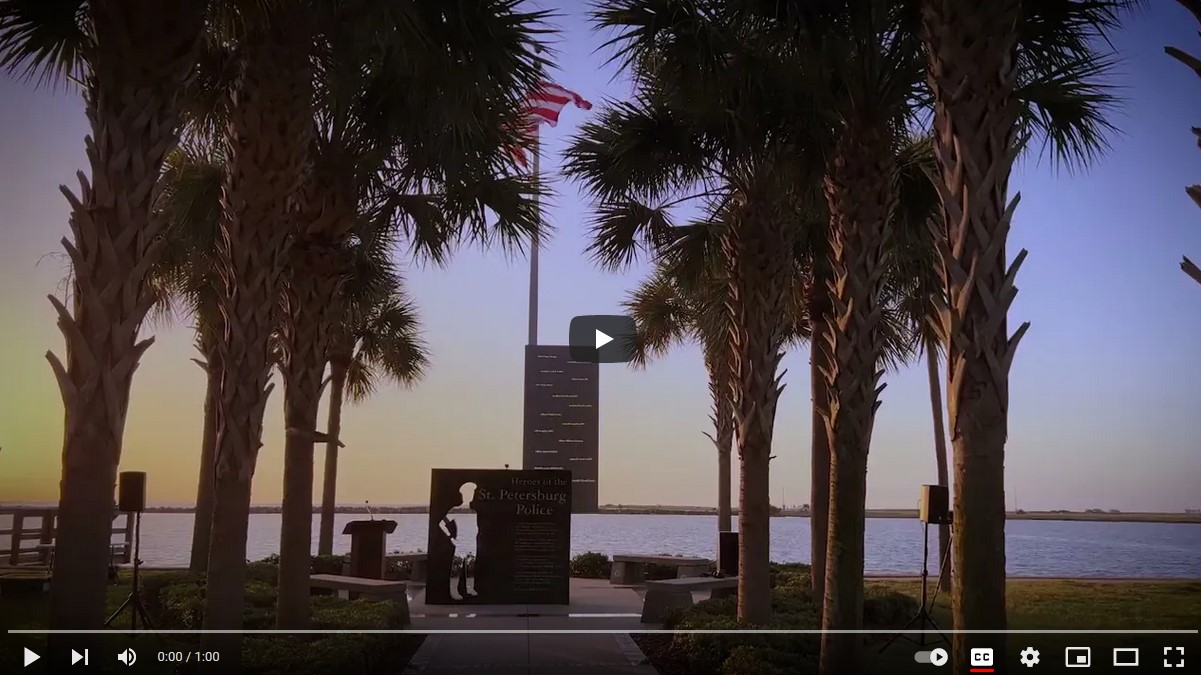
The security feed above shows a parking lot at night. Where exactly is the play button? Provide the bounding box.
[24,648,39,667]
[569,315,637,363]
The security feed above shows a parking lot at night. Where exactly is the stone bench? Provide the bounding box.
[609,554,712,585]
[309,574,410,625]
[384,552,428,583]
[640,576,738,623]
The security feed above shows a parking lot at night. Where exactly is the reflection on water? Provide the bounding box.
[1,512,1198,577]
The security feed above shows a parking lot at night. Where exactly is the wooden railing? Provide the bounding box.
[0,507,133,566]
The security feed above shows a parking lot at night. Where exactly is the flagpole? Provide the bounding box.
[527,125,540,347]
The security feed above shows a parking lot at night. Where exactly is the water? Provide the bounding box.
[4,513,1199,577]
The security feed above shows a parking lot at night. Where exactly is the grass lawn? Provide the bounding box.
[636,579,1201,675]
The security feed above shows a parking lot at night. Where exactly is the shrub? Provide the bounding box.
[247,560,280,584]
[243,597,415,674]
[154,579,206,630]
[385,559,413,580]
[312,596,407,630]
[665,587,820,629]
[570,552,612,579]
[863,587,919,628]
[769,562,811,591]
[311,555,347,575]
[721,645,809,675]
[653,574,921,673]
[668,613,819,674]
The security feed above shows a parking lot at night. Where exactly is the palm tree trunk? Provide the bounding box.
[189,344,221,573]
[925,337,951,590]
[203,10,314,660]
[819,130,895,675]
[276,355,325,629]
[318,362,348,556]
[276,180,353,627]
[716,421,733,534]
[705,352,734,533]
[44,0,204,641]
[807,283,832,607]
[923,2,1025,670]
[721,195,792,625]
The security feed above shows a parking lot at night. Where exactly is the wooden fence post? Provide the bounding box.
[38,511,53,565]
[9,513,24,565]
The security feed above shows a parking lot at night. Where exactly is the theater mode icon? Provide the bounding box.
[1112,647,1138,667]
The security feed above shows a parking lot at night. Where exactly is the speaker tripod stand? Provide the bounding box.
[879,520,951,651]
[105,510,154,631]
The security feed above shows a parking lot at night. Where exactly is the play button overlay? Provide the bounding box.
[569,315,637,363]
[24,648,39,667]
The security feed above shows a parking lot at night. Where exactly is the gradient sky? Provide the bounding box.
[1,3,1199,512]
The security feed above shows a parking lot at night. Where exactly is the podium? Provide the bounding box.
[342,520,397,579]
[717,531,739,577]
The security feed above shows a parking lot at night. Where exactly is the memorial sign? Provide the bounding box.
[426,468,572,605]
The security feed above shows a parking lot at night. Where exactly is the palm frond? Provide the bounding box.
[0,0,89,87]
[150,140,225,325]
[347,287,429,403]
[1014,0,1143,170]
[563,96,712,204]
[1016,52,1122,170]
[344,356,378,403]
[584,199,680,271]
[623,269,693,367]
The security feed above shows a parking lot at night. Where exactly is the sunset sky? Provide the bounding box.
[1,3,1199,512]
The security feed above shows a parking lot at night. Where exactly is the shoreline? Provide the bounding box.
[122,565,1201,582]
[6,504,1195,524]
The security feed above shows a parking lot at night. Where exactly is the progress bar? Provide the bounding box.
[9,624,1201,629]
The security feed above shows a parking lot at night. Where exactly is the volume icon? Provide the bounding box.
[116,648,137,666]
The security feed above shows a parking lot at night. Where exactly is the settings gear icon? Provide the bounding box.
[1019,647,1041,668]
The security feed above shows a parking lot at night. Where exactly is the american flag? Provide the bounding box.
[526,81,592,127]
[511,81,592,167]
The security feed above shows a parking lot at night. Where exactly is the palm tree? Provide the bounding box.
[566,20,826,618]
[920,0,1134,668]
[0,0,206,634]
[271,0,549,628]
[317,246,429,552]
[151,142,224,574]
[889,138,952,590]
[759,7,922,669]
[1167,0,1201,286]
[201,1,316,649]
[623,235,808,534]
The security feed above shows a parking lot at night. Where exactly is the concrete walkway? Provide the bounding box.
[402,578,661,674]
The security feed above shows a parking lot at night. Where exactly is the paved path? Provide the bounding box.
[402,579,660,674]
[404,629,658,674]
